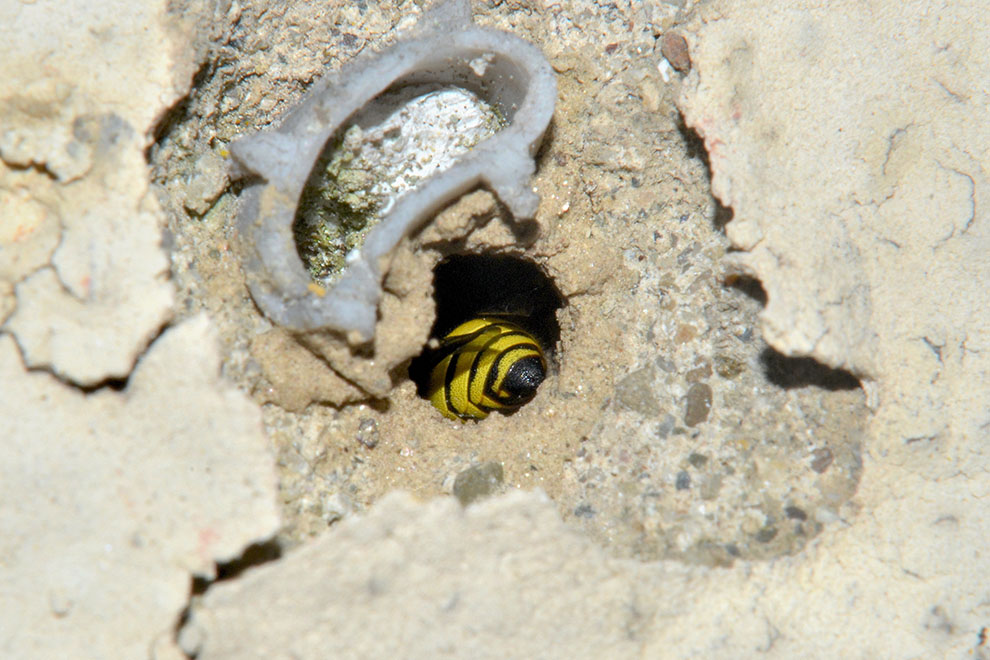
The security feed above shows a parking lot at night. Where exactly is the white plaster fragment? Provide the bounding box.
[232,0,556,341]
[0,316,279,659]
[0,0,196,386]
[184,492,648,659]
[0,173,61,282]
[5,177,174,384]
[678,0,990,443]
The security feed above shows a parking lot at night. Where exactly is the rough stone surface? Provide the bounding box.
[614,366,662,417]
[5,0,989,658]
[0,0,194,386]
[0,3,281,658]
[683,381,712,427]
[0,317,279,659]
[452,461,505,506]
[181,492,651,660]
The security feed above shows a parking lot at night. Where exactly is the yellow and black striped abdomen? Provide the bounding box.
[427,318,547,421]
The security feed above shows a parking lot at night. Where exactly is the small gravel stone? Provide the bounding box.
[755,525,778,543]
[615,366,661,417]
[675,470,691,490]
[573,503,596,518]
[714,354,746,379]
[810,447,834,473]
[182,150,228,215]
[674,323,697,344]
[685,362,712,383]
[356,418,379,449]
[656,414,676,439]
[684,382,713,427]
[321,492,352,525]
[687,452,709,468]
[655,356,676,372]
[452,461,504,506]
[785,505,808,521]
[660,32,691,73]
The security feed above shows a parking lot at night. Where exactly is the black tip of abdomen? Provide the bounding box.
[502,356,546,399]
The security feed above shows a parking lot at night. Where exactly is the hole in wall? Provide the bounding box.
[408,253,565,415]
[292,83,506,285]
[724,273,768,306]
[145,4,872,565]
[427,253,564,353]
[760,348,861,391]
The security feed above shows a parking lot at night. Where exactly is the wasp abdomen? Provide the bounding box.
[427,317,547,421]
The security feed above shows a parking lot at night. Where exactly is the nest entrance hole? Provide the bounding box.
[409,253,565,398]
[291,85,505,284]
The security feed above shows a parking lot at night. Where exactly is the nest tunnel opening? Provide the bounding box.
[291,82,506,286]
[408,253,565,414]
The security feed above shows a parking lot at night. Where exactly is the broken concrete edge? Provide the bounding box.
[675,37,882,388]
[178,489,600,658]
[0,314,281,659]
[230,0,557,342]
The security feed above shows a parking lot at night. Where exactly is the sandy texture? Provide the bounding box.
[0,0,198,385]
[0,2,280,658]
[0,317,279,659]
[3,0,989,658]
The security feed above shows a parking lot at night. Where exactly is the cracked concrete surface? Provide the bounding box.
[0,0,191,385]
[2,0,988,658]
[679,0,990,439]
[0,316,279,659]
[1,2,279,658]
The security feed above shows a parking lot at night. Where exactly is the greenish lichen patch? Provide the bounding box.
[293,87,505,284]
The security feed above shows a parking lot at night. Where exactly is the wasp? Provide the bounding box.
[424,316,547,421]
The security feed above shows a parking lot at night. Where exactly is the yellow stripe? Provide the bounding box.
[447,346,489,419]
[467,327,531,406]
[427,353,456,419]
[426,317,546,421]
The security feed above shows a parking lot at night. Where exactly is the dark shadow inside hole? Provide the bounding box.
[76,376,128,394]
[677,114,709,172]
[725,274,768,306]
[190,538,283,596]
[760,347,861,391]
[713,201,734,230]
[408,253,565,398]
[147,59,213,161]
[676,115,735,231]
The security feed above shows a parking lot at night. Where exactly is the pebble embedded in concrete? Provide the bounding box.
[615,366,661,417]
[453,462,505,506]
[683,382,713,427]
